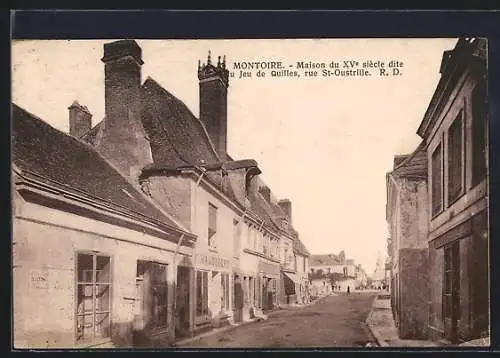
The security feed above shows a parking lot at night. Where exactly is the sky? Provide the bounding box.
[11,38,458,275]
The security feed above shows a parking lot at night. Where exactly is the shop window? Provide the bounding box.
[448,112,464,204]
[135,260,168,330]
[76,253,111,343]
[471,82,487,186]
[431,143,443,216]
[208,203,217,248]
[233,219,241,256]
[221,273,230,311]
[196,270,209,317]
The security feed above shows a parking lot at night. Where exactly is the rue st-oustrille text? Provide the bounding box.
[231,59,404,79]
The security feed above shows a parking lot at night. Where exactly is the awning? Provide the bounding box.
[283,272,298,283]
[283,272,298,296]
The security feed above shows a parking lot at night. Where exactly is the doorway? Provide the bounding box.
[233,274,243,323]
[175,266,191,338]
[443,241,460,342]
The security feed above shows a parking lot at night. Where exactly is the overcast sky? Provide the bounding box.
[12,38,458,275]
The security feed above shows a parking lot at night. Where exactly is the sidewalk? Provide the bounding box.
[365,295,444,348]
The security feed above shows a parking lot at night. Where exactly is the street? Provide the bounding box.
[179,292,378,348]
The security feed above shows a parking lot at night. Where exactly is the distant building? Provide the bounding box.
[309,252,357,292]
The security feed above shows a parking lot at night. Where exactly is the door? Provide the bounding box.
[233,274,243,323]
[175,266,191,337]
[443,242,460,342]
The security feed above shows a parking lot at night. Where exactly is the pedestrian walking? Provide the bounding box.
[347,285,350,295]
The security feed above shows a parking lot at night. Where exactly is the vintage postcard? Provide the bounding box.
[11,38,489,349]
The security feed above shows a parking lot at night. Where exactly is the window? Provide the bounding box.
[196,270,209,317]
[233,219,241,256]
[343,267,348,276]
[448,112,464,203]
[208,203,217,248]
[247,226,252,248]
[263,235,269,256]
[431,143,443,216]
[443,242,460,319]
[76,253,111,343]
[472,82,487,185]
[136,261,168,330]
[221,273,230,311]
[303,258,306,272]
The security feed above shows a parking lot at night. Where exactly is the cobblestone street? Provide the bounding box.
[179,292,378,348]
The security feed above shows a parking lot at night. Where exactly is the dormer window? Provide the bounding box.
[281,217,289,230]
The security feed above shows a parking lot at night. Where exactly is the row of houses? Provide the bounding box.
[308,252,368,295]
[386,38,489,344]
[12,40,311,348]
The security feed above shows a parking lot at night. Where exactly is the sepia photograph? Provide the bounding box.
[11,37,489,349]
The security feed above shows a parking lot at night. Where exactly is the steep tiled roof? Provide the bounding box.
[140,77,220,168]
[293,237,310,256]
[391,142,428,178]
[80,119,103,146]
[310,254,344,266]
[138,76,304,247]
[11,104,188,233]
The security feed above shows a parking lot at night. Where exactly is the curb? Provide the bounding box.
[365,298,389,348]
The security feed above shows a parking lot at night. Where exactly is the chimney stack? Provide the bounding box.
[96,39,152,181]
[278,198,292,224]
[259,185,271,203]
[198,51,230,159]
[68,100,92,138]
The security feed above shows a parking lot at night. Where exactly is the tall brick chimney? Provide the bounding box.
[278,199,292,224]
[68,100,92,138]
[198,51,229,159]
[97,39,152,181]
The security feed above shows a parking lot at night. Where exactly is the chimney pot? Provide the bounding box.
[102,39,144,65]
[68,101,92,138]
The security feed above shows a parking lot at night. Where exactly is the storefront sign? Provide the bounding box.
[195,253,230,271]
[258,260,280,275]
[30,270,49,289]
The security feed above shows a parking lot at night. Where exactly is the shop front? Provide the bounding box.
[281,270,299,305]
[258,260,280,313]
[192,252,232,334]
